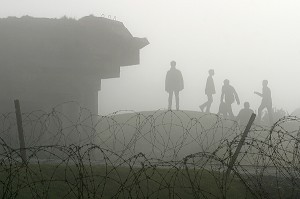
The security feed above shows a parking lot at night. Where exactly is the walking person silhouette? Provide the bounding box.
[254,80,273,125]
[200,69,215,113]
[219,79,240,118]
[165,61,184,110]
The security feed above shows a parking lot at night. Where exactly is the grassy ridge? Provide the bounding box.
[0,164,252,199]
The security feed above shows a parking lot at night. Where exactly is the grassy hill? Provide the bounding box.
[0,163,253,199]
[93,110,241,161]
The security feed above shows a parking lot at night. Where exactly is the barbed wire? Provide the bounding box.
[0,102,300,198]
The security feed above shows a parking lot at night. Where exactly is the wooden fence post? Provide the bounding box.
[14,99,27,164]
[225,113,256,178]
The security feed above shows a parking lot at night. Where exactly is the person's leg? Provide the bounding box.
[223,102,229,118]
[175,91,179,110]
[168,91,173,110]
[200,94,211,112]
[267,104,273,125]
[199,98,207,112]
[217,102,223,115]
[224,109,229,118]
[227,103,234,119]
[257,104,265,122]
[199,103,205,112]
[206,94,213,113]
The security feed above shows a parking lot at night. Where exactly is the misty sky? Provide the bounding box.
[2,0,300,115]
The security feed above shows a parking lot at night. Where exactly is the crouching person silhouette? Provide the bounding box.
[236,102,254,130]
[165,61,184,110]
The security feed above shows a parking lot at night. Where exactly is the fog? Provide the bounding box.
[2,0,300,115]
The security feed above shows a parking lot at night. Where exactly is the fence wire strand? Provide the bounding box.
[1,102,300,198]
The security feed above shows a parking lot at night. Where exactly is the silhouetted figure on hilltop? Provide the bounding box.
[165,61,184,110]
[254,80,273,125]
[217,101,228,117]
[219,79,240,118]
[200,69,215,113]
[236,102,254,129]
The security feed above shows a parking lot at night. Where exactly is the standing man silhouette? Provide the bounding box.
[200,69,216,113]
[254,80,273,124]
[165,61,184,110]
[220,79,240,118]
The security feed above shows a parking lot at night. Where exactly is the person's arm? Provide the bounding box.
[205,77,209,94]
[205,77,211,94]
[179,71,184,91]
[220,87,224,102]
[165,72,169,92]
[211,77,216,94]
[236,111,241,122]
[234,88,240,105]
[254,91,263,97]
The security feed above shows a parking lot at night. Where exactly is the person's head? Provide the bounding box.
[170,60,176,68]
[262,80,268,87]
[208,69,214,76]
[223,79,229,86]
[244,102,250,109]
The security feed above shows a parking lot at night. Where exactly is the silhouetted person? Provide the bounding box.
[254,80,273,124]
[165,61,184,110]
[220,79,240,118]
[217,101,228,117]
[236,102,254,129]
[200,69,215,113]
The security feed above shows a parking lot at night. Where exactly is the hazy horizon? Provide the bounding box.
[2,0,300,115]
